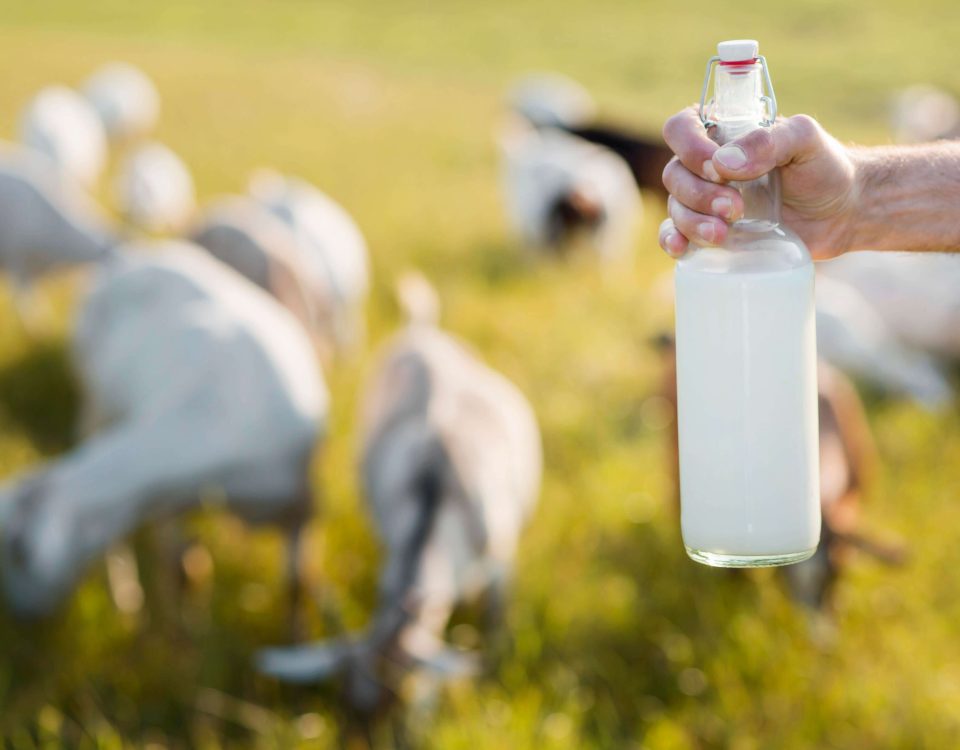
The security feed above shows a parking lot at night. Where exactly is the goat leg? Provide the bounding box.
[285,515,308,642]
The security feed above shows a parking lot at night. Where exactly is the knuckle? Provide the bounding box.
[664,161,715,210]
[788,114,821,144]
[670,207,695,234]
[667,196,683,222]
[746,127,775,156]
[686,177,713,208]
[732,128,774,166]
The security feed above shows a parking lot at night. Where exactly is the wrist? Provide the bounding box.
[842,146,877,253]
[845,145,912,253]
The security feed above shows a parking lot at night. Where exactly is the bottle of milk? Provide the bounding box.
[675,39,820,567]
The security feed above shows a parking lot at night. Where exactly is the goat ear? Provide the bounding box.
[495,114,536,156]
[255,638,356,684]
[411,645,481,678]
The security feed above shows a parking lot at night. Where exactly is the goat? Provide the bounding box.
[783,362,904,609]
[82,62,161,144]
[189,195,342,363]
[815,274,952,408]
[820,251,960,363]
[18,85,109,189]
[0,243,328,627]
[257,272,542,714]
[114,141,197,235]
[507,72,673,197]
[498,117,641,261]
[652,334,903,608]
[248,169,370,354]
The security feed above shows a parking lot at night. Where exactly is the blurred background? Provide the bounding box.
[2,0,960,748]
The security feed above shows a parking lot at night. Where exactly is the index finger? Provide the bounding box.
[662,105,721,183]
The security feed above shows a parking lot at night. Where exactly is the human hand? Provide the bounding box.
[658,106,858,259]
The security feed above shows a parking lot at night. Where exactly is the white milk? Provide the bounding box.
[675,240,820,565]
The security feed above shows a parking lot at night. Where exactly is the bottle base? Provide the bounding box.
[685,546,816,568]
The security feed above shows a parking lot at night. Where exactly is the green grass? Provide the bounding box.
[1,1,960,747]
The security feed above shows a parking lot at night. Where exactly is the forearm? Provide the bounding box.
[849,142,960,253]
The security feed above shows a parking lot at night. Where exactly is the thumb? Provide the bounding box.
[711,114,824,181]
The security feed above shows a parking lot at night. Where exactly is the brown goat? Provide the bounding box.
[652,333,903,608]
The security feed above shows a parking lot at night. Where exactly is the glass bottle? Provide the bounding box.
[675,39,820,567]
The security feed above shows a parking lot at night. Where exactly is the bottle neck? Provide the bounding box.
[711,63,781,229]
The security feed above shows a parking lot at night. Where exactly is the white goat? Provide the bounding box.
[82,62,161,143]
[0,242,328,619]
[188,195,339,360]
[257,273,541,713]
[114,141,197,235]
[653,259,951,409]
[248,170,370,352]
[499,117,641,261]
[815,275,952,408]
[18,85,109,189]
[820,251,960,361]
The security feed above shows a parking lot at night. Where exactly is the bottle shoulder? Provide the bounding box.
[676,224,812,275]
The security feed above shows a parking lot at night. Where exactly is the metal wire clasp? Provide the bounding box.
[698,55,778,130]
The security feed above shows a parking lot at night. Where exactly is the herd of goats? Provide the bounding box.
[0,63,959,716]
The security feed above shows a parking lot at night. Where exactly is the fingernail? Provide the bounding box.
[715,145,747,170]
[711,196,733,219]
[698,222,716,243]
[702,160,721,183]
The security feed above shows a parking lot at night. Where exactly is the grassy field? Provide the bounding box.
[2,1,960,747]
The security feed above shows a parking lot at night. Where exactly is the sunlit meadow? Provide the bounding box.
[1,1,960,747]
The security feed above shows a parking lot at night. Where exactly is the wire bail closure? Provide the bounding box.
[698,55,778,130]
